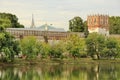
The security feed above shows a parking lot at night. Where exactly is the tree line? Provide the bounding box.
[69,16,120,34]
[0,26,120,62]
[0,12,24,28]
[19,33,120,60]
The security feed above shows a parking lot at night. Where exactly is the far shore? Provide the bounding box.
[1,58,120,66]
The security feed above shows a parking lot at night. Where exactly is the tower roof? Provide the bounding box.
[30,14,35,28]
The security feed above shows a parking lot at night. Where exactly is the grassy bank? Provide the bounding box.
[10,58,120,65]
[1,58,120,66]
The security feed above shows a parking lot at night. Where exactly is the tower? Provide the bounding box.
[87,14,109,36]
[30,14,35,28]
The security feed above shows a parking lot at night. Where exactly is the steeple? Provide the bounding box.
[30,14,35,28]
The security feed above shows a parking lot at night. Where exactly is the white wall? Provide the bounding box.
[88,28,109,36]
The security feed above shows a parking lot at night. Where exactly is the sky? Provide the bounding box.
[0,0,120,30]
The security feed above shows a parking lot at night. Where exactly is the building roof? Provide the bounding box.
[6,24,65,32]
[37,24,65,32]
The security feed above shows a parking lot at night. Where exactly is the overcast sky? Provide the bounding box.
[0,0,120,30]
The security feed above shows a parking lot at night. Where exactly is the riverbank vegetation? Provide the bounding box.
[0,26,21,62]
[1,25,120,63]
[19,33,120,60]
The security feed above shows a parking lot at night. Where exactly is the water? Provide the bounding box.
[0,63,120,80]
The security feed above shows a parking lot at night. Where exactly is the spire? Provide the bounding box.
[30,14,35,28]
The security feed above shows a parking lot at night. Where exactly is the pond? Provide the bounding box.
[0,63,120,80]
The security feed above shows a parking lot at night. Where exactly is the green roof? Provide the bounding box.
[37,24,65,32]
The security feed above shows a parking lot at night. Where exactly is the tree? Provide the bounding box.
[39,42,51,58]
[20,36,39,59]
[116,38,120,58]
[86,33,120,59]
[0,12,24,28]
[102,37,118,59]
[43,35,48,43]
[49,44,62,58]
[49,41,66,59]
[86,33,106,59]
[0,26,21,62]
[83,21,89,38]
[69,16,84,32]
[109,16,120,34]
[66,34,86,59]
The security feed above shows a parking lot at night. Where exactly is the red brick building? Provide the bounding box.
[87,14,109,36]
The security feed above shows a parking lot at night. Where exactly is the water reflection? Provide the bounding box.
[0,63,120,80]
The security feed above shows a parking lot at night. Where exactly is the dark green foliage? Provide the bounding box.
[83,21,89,38]
[109,16,120,34]
[86,33,106,59]
[69,16,84,32]
[0,26,21,62]
[103,38,118,59]
[39,42,51,58]
[86,33,119,59]
[20,36,40,59]
[0,26,5,32]
[44,36,48,43]
[0,12,24,28]
[66,34,86,59]
[49,46,63,58]
[70,47,80,59]
[49,43,64,58]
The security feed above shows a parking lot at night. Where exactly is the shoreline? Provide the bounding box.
[1,58,120,66]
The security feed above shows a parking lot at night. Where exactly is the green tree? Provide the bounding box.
[0,26,21,62]
[69,16,84,32]
[20,36,39,59]
[49,41,66,58]
[66,34,86,59]
[102,37,118,59]
[0,12,24,28]
[109,16,120,34]
[39,42,51,58]
[83,21,89,38]
[116,38,120,58]
[86,33,106,59]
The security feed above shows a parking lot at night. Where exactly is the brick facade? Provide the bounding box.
[87,14,109,36]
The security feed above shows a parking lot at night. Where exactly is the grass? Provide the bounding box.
[1,58,120,66]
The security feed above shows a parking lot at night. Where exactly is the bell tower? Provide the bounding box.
[87,14,109,36]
